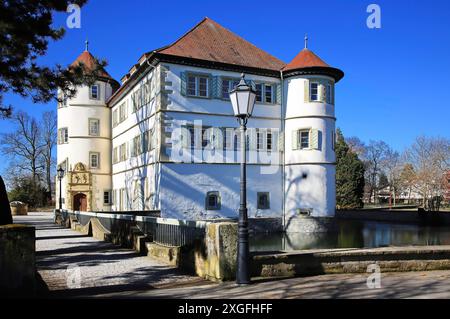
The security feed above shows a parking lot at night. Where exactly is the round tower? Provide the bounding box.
[56,44,119,212]
[283,37,344,232]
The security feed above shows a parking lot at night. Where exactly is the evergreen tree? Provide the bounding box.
[0,0,106,116]
[335,128,365,209]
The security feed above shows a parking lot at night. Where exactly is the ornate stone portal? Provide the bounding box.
[65,162,92,211]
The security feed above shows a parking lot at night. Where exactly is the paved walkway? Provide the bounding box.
[14,213,207,297]
[13,212,450,299]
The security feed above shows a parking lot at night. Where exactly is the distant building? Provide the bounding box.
[56,18,344,229]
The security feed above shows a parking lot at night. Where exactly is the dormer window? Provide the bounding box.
[90,84,99,100]
[310,82,319,101]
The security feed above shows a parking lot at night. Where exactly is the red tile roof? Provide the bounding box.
[70,50,114,80]
[283,48,330,71]
[157,17,286,71]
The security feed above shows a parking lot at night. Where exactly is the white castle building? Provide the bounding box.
[56,18,344,231]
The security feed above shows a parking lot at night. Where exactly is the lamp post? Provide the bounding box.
[229,73,256,285]
[57,167,65,211]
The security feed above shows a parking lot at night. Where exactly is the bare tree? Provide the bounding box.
[383,148,402,206]
[365,140,390,204]
[346,136,367,159]
[404,136,450,209]
[399,163,416,204]
[0,111,44,184]
[40,111,57,200]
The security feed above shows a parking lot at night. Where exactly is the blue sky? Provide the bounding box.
[1,0,449,173]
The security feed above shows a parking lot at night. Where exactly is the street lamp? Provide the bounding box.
[57,167,65,211]
[229,73,256,285]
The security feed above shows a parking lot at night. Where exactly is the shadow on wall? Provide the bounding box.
[284,166,323,230]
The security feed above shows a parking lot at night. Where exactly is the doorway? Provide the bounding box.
[73,193,87,211]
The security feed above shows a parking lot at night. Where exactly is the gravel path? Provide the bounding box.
[13,213,205,296]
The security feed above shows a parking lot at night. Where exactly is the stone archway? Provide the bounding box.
[73,193,87,211]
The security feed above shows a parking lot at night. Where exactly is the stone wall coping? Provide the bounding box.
[253,245,450,261]
[0,224,35,232]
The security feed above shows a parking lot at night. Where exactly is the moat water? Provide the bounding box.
[249,220,450,252]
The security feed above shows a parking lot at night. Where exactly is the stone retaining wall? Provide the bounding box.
[251,246,450,277]
[0,224,36,295]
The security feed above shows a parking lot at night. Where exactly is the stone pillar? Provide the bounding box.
[194,222,238,281]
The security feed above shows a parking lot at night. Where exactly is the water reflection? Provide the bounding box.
[250,220,450,252]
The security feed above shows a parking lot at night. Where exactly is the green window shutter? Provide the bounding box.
[211,76,221,99]
[320,82,327,103]
[276,84,282,104]
[310,129,319,150]
[304,80,310,103]
[276,131,283,152]
[180,72,187,96]
[292,130,299,150]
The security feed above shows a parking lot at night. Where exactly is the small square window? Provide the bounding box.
[310,82,319,101]
[206,191,220,210]
[89,119,100,136]
[58,128,68,144]
[299,130,310,149]
[90,85,99,100]
[90,152,100,169]
[104,191,112,205]
[257,192,270,209]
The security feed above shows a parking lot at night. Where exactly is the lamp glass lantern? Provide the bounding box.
[57,167,65,179]
[229,74,256,119]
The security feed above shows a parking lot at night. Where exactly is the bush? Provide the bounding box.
[8,176,47,208]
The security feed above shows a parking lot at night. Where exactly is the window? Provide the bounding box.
[113,147,119,164]
[187,75,209,97]
[255,84,263,102]
[267,131,273,151]
[119,143,127,162]
[112,109,119,127]
[310,82,319,101]
[142,131,149,153]
[299,130,310,149]
[103,191,112,205]
[90,152,100,168]
[221,79,239,99]
[89,119,100,136]
[257,131,264,150]
[58,128,68,144]
[264,84,273,103]
[90,85,99,100]
[257,192,270,209]
[119,101,127,122]
[131,135,142,157]
[254,83,275,104]
[206,191,221,210]
[326,84,332,104]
